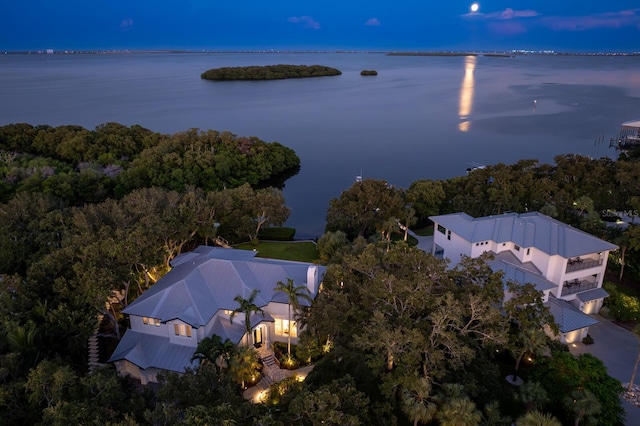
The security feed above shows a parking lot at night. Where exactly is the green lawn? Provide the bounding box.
[413,225,434,237]
[234,241,320,263]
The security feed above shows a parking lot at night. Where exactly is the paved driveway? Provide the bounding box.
[569,315,640,425]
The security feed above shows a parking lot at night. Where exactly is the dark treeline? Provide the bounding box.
[0,122,299,205]
[201,64,342,81]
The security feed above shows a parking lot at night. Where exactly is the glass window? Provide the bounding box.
[275,319,297,338]
[174,323,192,337]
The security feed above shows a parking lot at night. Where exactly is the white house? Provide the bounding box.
[108,246,325,385]
[429,212,618,344]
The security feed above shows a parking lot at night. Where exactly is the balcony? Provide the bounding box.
[561,278,597,296]
[565,257,602,273]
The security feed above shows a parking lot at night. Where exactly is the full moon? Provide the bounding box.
[470,3,479,12]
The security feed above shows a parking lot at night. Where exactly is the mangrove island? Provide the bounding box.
[201,64,342,81]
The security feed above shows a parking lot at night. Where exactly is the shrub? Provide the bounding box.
[257,227,295,241]
[582,334,594,344]
[603,281,640,322]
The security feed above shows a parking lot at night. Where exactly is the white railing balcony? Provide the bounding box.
[565,257,602,273]
[561,279,597,296]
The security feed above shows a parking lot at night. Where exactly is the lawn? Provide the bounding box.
[234,241,320,263]
[412,225,434,237]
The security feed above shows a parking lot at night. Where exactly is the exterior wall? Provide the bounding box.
[114,360,142,382]
[575,298,604,315]
[168,320,198,347]
[432,222,472,267]
[561,328,588,344]
[545,325,588,344]
[265,302,301,346]
[113,360,161,385]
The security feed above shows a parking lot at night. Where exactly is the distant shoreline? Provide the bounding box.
[3,49,640,57]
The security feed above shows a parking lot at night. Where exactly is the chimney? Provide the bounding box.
[306,265,319,295]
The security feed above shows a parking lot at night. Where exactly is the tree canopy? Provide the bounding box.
[201,64,342,81]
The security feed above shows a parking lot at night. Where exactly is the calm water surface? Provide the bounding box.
[1,52,639,238]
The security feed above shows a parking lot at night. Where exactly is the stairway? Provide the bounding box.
[256,374,274,390]
[261,354,276,367]
[87,315,104,373]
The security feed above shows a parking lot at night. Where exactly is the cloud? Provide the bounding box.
[288,16,320,30]
[120,18,133,31]
[365,18,381,27]
[486,8,540,20]
[542,8,640,31]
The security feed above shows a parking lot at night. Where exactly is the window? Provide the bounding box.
[174,323,192,337]
[526,248,530,255]
[437,224,446,235]
[514,244,520,251]
[274,319,297,338]
[223,310,233,316]
[447,230,451,241]
[142,317,160,326]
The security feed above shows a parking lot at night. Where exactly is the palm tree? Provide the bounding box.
[564,389,601,426]
[509,327,548,381]
[481,401,511,426]
[274,278,312,357]
[230,289,264,346]
[401,377,437,426]
[437,397,482,426]
[515,381,550,413]
[191,334,236,373]
[515,410,562,426]
[229,345,261,389]
[628,324,640,392]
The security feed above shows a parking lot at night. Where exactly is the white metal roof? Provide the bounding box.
[430,212,618,258]
[123,246,324,328]
[547,297,600,333]
[622,119,640,129]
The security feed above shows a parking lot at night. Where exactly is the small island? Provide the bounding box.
[201,64,342,81]
[360,70,378,76]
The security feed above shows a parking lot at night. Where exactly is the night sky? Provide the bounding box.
[2,1,639,52]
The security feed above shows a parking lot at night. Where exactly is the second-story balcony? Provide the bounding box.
[561,278,598,296]
[565,257,603,273]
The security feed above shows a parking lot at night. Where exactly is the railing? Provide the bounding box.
[561,280,597,296]
[565,258,602,273]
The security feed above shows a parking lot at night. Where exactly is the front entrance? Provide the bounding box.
[253,326,263,347]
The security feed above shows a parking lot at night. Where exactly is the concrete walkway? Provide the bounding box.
[243,345,315,403]
[405,227,433,253]
[569,315,640,424]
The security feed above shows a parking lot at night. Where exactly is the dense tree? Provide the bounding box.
[325,179,406,239]
[530,349,624,425]
[227,183,290,244]
[285,375,369,426]
[405,179,446,223]
[201,64,342,81]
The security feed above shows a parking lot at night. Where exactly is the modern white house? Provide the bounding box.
[108,246,325,385]
[429,212,618,344]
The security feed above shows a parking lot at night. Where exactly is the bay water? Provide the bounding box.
[1,52,639,238]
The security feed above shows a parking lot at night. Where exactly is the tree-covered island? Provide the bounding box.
[201,64,342,81]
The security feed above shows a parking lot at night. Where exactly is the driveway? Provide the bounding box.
[569,315,640,424]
